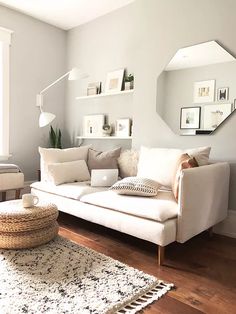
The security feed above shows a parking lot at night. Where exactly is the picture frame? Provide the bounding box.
[116,118,131,137]
[180,106,201,129]
[193,80,215,103]
[83,115,105,137]
[87,81,101,96]
[203,103,232,130]
[105,69,124,93]
[217,87,229,101]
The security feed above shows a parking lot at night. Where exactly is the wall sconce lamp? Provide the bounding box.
[36,67,88,127]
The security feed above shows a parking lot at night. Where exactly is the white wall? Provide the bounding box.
[66,0,236,212]
[0,5,66,180]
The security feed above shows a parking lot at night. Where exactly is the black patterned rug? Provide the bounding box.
[0,236,173,313]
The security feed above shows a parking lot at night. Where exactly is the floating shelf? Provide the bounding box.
[76,136,132,140]
[76,89,134,100]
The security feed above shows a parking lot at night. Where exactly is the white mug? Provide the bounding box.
[22,193,39,208]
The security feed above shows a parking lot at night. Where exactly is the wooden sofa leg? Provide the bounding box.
[158,245,165,266]
[2,191,6,201]
[15,189,21,199]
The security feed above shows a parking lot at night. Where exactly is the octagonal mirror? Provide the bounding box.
[156,41,236,135]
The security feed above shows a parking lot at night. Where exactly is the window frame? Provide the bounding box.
[0,27,12,160]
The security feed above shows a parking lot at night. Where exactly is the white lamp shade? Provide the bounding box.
[68,67,88,80]
[39,111,56,128]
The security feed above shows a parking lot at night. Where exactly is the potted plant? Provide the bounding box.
[124,74,134,90]
[49,126,62,148]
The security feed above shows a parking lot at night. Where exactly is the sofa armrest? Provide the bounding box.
[177,162,230,243]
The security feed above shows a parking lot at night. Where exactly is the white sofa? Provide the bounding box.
[31,147,230,265]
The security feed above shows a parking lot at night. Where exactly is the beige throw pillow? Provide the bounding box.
[39,146,91,182]
[110,177,161,197]
[48,160,90,185]
[185,146,211,166]
[118,149,139,178]
[172,153,198,201]
[87,147,121,171]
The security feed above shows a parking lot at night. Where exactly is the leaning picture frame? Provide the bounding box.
[180,106,201,129]
[105,69,124,93]
[116,118,131,137]
[83,115,105,137]
[203,103,232,130]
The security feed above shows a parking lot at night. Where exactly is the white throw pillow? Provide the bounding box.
[39,146,91,182]
[110,177,161,196]
[48,160,90,185]
[137,146,182,188]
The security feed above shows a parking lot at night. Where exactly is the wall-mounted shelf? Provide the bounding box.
[76,89,134,100]
[76,136,132,140]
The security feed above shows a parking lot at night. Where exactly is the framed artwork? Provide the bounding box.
[180,106,201,129]
[203,103,232,130]
[116,118,131,137]
[83,115,105,137]
[193,80,215,103]
[105,69,124,93]
[217,87,229,101]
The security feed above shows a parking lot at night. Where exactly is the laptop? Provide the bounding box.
[91,169,119,187]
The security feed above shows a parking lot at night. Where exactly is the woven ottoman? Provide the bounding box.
[0,200,59,249]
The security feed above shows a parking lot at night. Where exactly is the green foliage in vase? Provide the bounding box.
[124,74,134,82]
[49,125,62,149]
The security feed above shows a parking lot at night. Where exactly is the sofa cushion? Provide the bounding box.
[87,147,121,172]
[110,177,161,197]
[80,190,178,222]
[137,146,211,188]
[31,181,107,201]
[39,146,91,182]
[48,160,90,185]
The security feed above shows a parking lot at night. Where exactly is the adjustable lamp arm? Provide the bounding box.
[39,70,71,95]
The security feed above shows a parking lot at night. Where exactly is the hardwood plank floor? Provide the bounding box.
[58,212,236,314]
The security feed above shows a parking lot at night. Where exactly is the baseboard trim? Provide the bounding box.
[213,210,236,239]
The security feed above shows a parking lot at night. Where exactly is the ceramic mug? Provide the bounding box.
[22,193,39,208]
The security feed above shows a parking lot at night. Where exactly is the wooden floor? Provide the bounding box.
[58,212,236,314]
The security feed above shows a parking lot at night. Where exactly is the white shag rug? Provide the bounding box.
[0,236,173,314]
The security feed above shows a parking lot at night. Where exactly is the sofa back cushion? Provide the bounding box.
[172,153,199,200]
[39,146,91,182]
[137,146,211,188]
[87,147,121,172]
[137,146,182,188]
[48,160,90,186]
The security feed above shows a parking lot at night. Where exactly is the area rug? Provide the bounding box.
[0,236,174,314]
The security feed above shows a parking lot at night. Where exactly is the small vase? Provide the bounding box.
[125,81,134,90]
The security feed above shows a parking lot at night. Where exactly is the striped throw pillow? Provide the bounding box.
[110,177,161,197]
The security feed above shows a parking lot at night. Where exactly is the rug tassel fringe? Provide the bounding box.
[115,281,174,314]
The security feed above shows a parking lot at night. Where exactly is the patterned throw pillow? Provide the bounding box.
[172,153,198,201]
[109,177,161,197]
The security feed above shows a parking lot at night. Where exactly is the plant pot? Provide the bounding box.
[124,81,134,90]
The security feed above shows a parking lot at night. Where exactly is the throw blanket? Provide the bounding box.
[0,164,21,174]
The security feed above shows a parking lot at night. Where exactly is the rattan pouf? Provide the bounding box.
[0,200,59,249]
